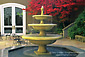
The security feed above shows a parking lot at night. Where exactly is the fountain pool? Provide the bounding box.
[8,46,78,57]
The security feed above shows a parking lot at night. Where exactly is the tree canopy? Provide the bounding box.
[23,0,85,16]
[23,0,85,27]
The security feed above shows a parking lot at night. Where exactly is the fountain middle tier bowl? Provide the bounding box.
[28,24,57,30]
[22,34,62,45]
[32,15,52,20]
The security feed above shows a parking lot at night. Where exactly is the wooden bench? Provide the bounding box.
[75,35,85,42]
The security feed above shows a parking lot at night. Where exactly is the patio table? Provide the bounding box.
[12,35,23,45]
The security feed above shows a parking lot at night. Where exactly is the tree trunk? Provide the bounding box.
[63,22,65,28]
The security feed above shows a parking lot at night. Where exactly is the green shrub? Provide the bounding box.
[68,25,77,39]
[45,24,63,34]
[53,27,63,34]
[68,10,85,39]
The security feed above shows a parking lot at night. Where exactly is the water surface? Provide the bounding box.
[9,46,78,57]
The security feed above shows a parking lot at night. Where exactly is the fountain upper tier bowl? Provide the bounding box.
[28,24,56,30]
[32,15,52,20]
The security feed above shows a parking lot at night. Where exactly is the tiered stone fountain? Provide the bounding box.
[22,6,62,55]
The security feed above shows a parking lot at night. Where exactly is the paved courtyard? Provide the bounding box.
[0,37,85,50]
[53,38,85,50]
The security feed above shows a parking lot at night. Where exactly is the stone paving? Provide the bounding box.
[0,40,13,49]
[53,38,85,50]
[0,36,85,50]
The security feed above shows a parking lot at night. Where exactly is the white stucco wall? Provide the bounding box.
[0,6,1,32]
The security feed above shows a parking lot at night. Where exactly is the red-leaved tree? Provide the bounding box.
[23,0,85,27]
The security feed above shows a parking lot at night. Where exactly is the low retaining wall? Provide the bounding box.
[75,35,85,42]
[62,23,74,38]
[1,45,85,57]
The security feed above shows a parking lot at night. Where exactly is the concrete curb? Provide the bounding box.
[0,45,85,57]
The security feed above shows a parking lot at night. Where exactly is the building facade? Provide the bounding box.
[0,0,32,35]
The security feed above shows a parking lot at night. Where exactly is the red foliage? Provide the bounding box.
[74,8,78,11]
[23,0,85,22]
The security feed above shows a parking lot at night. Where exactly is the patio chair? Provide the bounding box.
[13,37,20,45]
[5,33,11,40]
[0,34,3,40]
[20,39,29,45]
[0,32,5,40]
[12,35,22,45]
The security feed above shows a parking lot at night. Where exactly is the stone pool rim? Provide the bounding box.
[0,45,85,57]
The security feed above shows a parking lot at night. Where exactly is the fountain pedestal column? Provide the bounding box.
[39,30,45,36]
[34,45,50,55]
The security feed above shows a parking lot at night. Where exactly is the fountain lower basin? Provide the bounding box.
[22,34,62,45]
[22,34,62,55]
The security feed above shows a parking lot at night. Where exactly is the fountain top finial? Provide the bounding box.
[41,6,43,8]
[41,6,44,15]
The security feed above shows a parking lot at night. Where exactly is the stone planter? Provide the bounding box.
[75,35,85,42]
